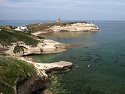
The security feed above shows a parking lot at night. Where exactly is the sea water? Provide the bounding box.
[1,20,125,94]
[32,21,125,94]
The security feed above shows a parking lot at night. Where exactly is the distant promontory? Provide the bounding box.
[27,19,99,36]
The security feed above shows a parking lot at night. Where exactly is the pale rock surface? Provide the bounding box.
[20,57,73,73]
[17,57,73,94]
[4,39,68,56]
[34,61,73,72]
[50,22,99,32]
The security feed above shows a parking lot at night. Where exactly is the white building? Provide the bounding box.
[15,26,28,31]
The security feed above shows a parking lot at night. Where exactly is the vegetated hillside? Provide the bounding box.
[27,22,57,32]
[0,27,43,94]
[0,56,35,94]
[0,26,44,47]
[27,21,90,32]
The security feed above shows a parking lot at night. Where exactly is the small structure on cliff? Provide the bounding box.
[56,18,61,25]
[15,26,28,32]
[56,18,61,23]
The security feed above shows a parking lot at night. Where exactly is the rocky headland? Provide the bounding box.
[0,29,72,94]
[0,39,72,94]
[50,22,99,32]
[28,21,99,36]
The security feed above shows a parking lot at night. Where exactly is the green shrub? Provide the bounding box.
[13,45,26,53]
[37,36,45,39]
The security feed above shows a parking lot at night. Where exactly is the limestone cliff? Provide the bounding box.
[16,69,48,94]
[2,39,68,57]
[50,22,99,32]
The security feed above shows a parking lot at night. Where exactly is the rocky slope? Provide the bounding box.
[16,69,48,94]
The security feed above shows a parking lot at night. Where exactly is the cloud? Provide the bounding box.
[1,0,125,20]
[1,0,125,11]
[0,0,116,8]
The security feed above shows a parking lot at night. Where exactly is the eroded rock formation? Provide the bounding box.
[17,57,73,94]
[3,39,68,57]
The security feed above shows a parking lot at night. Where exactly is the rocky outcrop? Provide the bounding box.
[20,57,73,73]
[3,39,68,57]
[0,30,73,94]
[35,61,73,73]
[23,58,73,73]
[50,22,99,32]
[16,69,48,94]
[15,57,73,94]
[17,57,73,94]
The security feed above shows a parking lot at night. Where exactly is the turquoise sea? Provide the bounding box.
[1,20,125,94]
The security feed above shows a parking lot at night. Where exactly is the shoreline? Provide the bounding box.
[14,45,72,94]
[19,57,73,73]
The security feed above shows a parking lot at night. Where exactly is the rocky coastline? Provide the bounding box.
[15,39,72,94]
[16,57,72,94]
[0,36,72,94]
[4,39,69,56]
[0,21,99,94]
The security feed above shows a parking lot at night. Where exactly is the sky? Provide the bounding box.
[0,0,125,21]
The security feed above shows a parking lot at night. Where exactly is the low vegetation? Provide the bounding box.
[0,26,44,94]
[27,21,90,32]
[0,26,44,47]
[0,56,36,94]
[27,23,57,33]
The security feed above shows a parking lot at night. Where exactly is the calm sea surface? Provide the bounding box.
[1,20,125,94]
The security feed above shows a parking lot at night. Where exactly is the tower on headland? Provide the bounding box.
[56,18,61,23]
[55,18,61,25]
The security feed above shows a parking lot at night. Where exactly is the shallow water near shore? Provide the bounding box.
[30,21,125,94]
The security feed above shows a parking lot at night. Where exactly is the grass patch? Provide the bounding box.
[27,22,91,32]
[0,29,42,46]
[0,56,36,94]
[27,23,57,32]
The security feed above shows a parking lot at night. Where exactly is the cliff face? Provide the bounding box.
[50,22,99,32]
[0,56,46,94]
[2,39,68,57]
[16,69,48,94]
[17,58,72,94]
